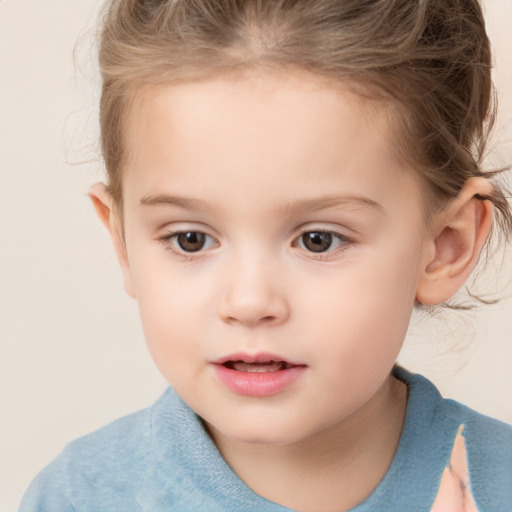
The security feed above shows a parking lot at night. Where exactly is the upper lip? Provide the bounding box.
[212,352,305,366]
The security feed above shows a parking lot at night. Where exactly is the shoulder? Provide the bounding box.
[19,386,278,512]
[396,366,512,445]
[18,388,174,512]
[440,397,512,507]
[64,400,153,466]
[415,371,512,463]
[440,396,512,448]
[396,367,512,510]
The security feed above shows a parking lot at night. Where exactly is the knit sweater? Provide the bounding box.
[19,367,512,511]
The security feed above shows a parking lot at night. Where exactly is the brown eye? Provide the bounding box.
[301,231,333,253]
[176,232,206,252]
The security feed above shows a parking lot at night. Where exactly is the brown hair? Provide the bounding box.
[98,0,511,253]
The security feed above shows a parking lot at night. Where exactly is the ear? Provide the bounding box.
[415,177,494,306]
[89,183,136,299]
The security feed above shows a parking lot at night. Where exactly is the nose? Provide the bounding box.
[218,254,290,328]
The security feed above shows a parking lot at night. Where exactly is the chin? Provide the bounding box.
[215,421,310,446]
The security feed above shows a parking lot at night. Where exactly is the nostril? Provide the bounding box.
[223,312,277,327]
[218,286,290,327]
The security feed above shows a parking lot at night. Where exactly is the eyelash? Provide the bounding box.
[294,230,353,261]
[157,229,354,262]
[157,231,220,262]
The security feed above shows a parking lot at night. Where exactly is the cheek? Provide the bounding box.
[136,291,207,389]
[128,258,213,367]
[301,247,420,353]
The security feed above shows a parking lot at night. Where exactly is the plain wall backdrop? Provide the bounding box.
[1,1,511,511]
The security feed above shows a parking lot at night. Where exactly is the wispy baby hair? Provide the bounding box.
[98,0,511,244]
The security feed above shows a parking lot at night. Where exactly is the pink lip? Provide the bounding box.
[212,352,307,397]
[213,352,303,365]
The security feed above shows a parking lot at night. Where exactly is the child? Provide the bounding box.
[19,0,512,511]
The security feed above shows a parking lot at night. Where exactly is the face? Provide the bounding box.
[117,72,430,446]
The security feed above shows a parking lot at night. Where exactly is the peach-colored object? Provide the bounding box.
[431,425,479,512]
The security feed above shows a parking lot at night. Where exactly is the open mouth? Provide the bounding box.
[213,355,306,396]
[222,360,294,372]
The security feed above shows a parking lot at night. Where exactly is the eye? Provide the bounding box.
[296,230,351,254]
[161,231,218,253]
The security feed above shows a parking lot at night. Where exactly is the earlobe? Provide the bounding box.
[415,178,494,306]
[89,183,137,299]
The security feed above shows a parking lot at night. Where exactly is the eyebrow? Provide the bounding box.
[279,195,383,215]
[141,194,212,210]
[140,194,383,214]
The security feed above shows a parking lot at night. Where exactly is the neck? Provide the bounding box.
[207,374,408,512]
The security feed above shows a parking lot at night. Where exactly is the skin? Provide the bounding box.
[91,71,493,512]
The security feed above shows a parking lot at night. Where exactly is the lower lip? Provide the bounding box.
[213,364,306,397]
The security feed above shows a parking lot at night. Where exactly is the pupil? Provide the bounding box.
[303,232,332,252]
[177,232,205,252]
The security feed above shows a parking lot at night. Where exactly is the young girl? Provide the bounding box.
[19,0,512,511]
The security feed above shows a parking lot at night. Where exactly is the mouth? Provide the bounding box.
[212,353,306,396]
[213,352,304,372]
[222,360,295,372]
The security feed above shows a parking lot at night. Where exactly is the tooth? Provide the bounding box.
[232,361,286,372]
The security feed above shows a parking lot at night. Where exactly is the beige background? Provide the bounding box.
[1,1,511,511]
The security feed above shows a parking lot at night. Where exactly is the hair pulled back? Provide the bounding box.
[98,0,511,245]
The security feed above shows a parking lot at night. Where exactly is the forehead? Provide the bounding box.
[121,71,421,217]
[126,71,391,155]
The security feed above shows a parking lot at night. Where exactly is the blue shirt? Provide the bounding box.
[19,367,512,511]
